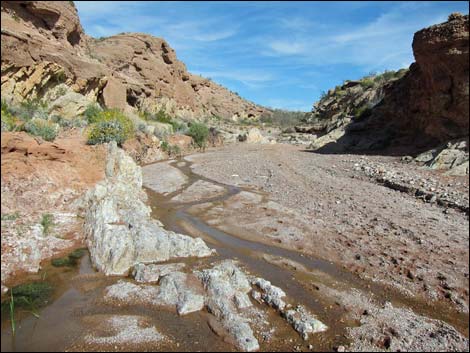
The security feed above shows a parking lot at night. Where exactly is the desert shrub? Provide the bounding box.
[335,89,347,97]
[395,68,408,78]
[83,103,103,124]
[359,78,375,89]
[187,122,209,149]
[353,105,372,119]
[1,212,20,221]
[139,109,186,132]
[87,120,127,146]
[53,70,67,84]
[1,100,22,132]
[259,113,273,124]
[161,141,181,157]
[50,115,86,129]
[170,120,187,133]
[86,109,135,146]
[24,118,59,141]
[269,109,304,127]
[154,110,173,124]
[15,98,48,121]
[40,213,54,235]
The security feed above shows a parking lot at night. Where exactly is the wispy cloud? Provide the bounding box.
[192,69,275,88]
[75,1,469,110]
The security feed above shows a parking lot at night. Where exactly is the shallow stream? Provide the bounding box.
[1,158,468,351]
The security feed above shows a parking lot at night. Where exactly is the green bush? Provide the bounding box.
[1,100,22,132]
[161,141,181,157]
[353,105,372,119]
[153,110,173,124]
[24,118,59,141]
[187,122,209,149]
[87,120,127,145]
[11,282,53,309]
[86,109,135,146]
[40,213,54,235]
[157,110,172,123]
[335,89,347,97]
[139,109,186,133]
[359,78,375,89]
[17,99,48,121]
[170,120,187,133]
[83,103,103,124]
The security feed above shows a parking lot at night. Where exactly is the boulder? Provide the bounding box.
[82,141,214,275]
[283,305,328,340]
[132,263,186,283]
[198,260,259,352]
[246,128,273,144]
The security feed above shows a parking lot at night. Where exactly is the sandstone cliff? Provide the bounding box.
[303,13,469,168]
[1,1,267,120]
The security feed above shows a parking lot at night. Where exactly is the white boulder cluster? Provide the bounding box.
[104,260,327,352]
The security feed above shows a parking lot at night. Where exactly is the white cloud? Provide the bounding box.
[192,69,275,88]
[268,40,308,55]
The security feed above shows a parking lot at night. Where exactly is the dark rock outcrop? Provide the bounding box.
[305,13,469,168]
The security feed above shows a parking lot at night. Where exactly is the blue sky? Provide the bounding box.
[75,1,469,112]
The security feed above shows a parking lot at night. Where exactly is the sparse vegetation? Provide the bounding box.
[161,141,182,157]
[359,77,375,89]
[261,109,304,128]
[53,70,67,84]
[51,248,86,267]
[86,109,135,146]
[187,122,209,150]
[2,281,54,329]
[9,291,15,334]
[1,100,22,131]
[17,98,49,121]
[40,213,54,235]
[50,115,86,129]
[24,118,59,141]
[353,105,372,119]
[1,212,20,221]
[139,109,186,133]
[83,103,103,123]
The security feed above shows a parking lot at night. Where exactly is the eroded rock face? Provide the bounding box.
[1,1,268,119]
[305,14,469,162]
[414,138,469,176]
[81,142,214,275]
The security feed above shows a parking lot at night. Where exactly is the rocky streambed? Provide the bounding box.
[1,144,469,352]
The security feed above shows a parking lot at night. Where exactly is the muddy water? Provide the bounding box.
[2,158,468,352]
[146,159,469,339]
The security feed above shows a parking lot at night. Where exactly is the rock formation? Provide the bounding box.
[104,259,327,352]
[81,141,214,275]
[302,13,469,174]
[1,1,267,121]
